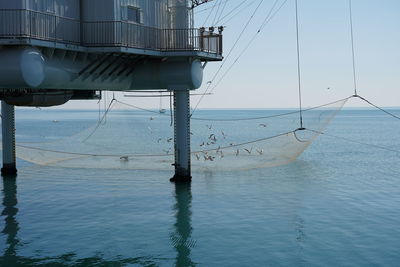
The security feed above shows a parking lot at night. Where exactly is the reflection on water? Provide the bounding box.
[0,176,196,266]
[0,176,19,266]
[171,183,196,267]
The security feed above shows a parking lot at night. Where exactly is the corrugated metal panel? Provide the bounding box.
[55,0,79,19]
[0,0,25,9]
[81,0,116,21]
[119,0,170,28]
[1,0,79,19]
[27,0,55,13]
[0,0,222,56]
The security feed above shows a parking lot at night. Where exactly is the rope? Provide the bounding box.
[191,0,267,115]
[16,130,297,158]
[82,96,116,142]
[192,130,295,153]
[355,95,400,121]
[115,99,170,116]
[295,0,304,129]
[348,0,358,96]
[306,128,400,154]
[214,0,229,25]
[211,0,223,25]
[98,96,350,122]
[16,143,172,158]
[208,0,289,94]
[202,0,218,27]
[216,0,253,25]
[191,96,351,121]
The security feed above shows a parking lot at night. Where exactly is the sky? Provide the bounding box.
[62,0,400,110]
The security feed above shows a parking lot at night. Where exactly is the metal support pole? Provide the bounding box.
[1,101,17,176]
[170,90,191,182]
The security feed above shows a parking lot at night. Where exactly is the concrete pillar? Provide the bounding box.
[170,90,191,182]
[1,101,17,176]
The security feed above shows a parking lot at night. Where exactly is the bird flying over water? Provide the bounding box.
[244,148,252,154]
[221,131,227,139]
[209,134,217,142]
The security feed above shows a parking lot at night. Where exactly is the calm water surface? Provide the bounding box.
[0,109,399,266]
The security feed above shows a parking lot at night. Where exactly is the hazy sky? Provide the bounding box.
[63,0,400,110]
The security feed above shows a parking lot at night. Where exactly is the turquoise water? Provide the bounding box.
[1,109,400,266]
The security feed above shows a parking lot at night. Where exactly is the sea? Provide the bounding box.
[0,108,399,267]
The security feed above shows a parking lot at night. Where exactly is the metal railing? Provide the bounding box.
[82,21,222,54]
[0,9,80,44]
[0,9,222,55]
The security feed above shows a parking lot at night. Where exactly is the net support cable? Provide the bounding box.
[295,0,304,129]
[349,0,358,96]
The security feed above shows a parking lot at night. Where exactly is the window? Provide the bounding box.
[127,6,141,23]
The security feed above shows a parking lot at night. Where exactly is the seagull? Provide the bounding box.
[209,134,217,142]
[150,117,154,120]
[120,156,129,161]
[235,149,239,156]
[206,124,212,130]
[256,149,263,155]
[244,148,252,154]
[167,137,173,143]
[205,155,215,161]
[200,142,205,147]
[221,131,227,139]
[259,123,267,127]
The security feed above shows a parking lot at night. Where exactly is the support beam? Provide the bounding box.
[1,101,17,176]
[170,90,192,182]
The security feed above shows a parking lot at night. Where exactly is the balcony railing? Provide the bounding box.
[0,9,222,56]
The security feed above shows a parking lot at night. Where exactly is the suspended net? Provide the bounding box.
[6,96,348,171]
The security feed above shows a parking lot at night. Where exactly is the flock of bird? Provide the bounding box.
[119,118,268,162]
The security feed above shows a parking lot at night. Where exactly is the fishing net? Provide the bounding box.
[3,96,348,171]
